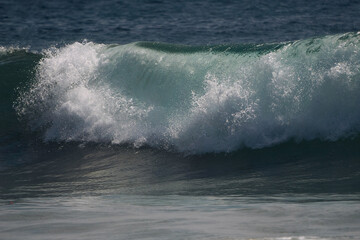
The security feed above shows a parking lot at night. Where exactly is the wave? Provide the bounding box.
[9,32,360,153]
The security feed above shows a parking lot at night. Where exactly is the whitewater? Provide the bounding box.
[12,32,360,153]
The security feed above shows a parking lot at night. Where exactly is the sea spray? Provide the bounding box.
[15,32,360,153]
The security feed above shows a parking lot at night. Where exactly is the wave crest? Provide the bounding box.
[16,33,360,153]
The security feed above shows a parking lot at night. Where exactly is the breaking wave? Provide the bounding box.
[12,32,360,153]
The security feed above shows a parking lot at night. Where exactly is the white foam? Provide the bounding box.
[16,33,360,153]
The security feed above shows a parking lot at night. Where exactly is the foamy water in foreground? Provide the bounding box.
[1,195,360,240]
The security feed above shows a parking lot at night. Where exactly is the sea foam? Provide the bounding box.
[16,33,360,153]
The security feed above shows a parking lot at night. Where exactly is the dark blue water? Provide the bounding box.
[1,0,360,49]
[1,0,360,239]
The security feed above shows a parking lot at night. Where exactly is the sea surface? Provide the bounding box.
[1,0,360,239]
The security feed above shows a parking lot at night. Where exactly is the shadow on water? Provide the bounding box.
[1,137,360,199]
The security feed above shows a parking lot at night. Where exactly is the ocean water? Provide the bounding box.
[1,0,360,239]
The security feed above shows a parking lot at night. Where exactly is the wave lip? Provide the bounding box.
[15,32,360,153]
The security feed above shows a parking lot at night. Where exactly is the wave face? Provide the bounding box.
[15,33,360,153]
